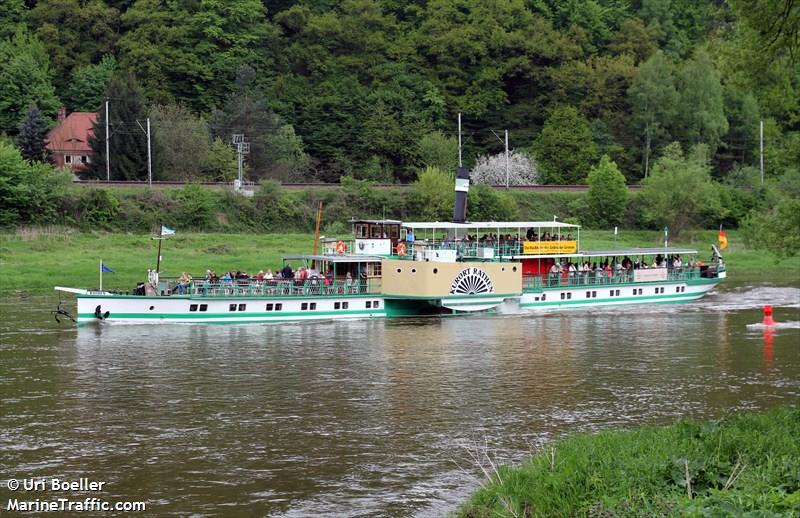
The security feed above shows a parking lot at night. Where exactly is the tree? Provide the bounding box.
[202,138,238,182]
[118,0,276,111]
[471,149,538,186]
[532,106,597,184]
[628,50,679,178]
[409,166,454,221]
[64,55,117,112]
[0,29,60,134]
[17,104,51,164]
[640,143,722,237]
[87,73,148,180]
[675,49,728,153]
[729,0,800,60]
[29,0,120,93]
[211,66,308,181]
[742,169,800,257]
[0,140,71,227]
[585,155,628,228]
[149,104,212,181]
[418,131,458,176]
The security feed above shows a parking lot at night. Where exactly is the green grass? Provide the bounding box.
[459,406,800,517]
[0,228,797,294]
[0,227,321,294]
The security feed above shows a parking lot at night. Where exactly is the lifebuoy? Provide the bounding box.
[336,240,346,254]
[396,242,407,256]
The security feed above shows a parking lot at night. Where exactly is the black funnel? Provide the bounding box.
[453,167,470,223]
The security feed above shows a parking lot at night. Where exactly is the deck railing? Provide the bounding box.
[522,266,723,291]
[161,278,380,297]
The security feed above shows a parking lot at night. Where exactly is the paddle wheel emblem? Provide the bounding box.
[449,267,494,295]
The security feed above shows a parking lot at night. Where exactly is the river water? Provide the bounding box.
[1,283,799,516]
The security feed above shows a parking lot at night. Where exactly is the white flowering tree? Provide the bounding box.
[471,149,539,186]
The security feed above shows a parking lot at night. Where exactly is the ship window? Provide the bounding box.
[512,266,517,272]
[586,291,590,298]
[301,303,308,310]
[190,304,198,312]
[433,268,438,274]
[615,290,620,296]
[229,304,237,311]
[366,301,371,308]
[310,302,316,310]
[238,304,246,311]
[373,301,379,308]
[396,268,402,273]
[266,303,274,311]
[149,306,154,310]
[372,263,381,276]
[199,304,208,311]
[275,303,282,311]
[411,268,417,273]
[561,293,565,300]
[567,292,572,299]
[592,291,597,297]
[676,286,680,293]
[334,302,341,310]
[610,290,615,297]
[541,294,546,301]
[535,296,540,301]
[342,301,348,309]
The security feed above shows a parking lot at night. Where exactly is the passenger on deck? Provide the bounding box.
[281,264,294,279]
[406,229,415,242]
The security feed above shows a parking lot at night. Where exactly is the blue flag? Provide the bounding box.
[101,261,114,273]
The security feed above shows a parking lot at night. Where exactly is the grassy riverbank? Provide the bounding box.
[459,407,800,517]
[0,227,797,294]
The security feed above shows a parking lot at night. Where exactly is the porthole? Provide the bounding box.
[396,268,402,273]
[149,305,155,311]
[411,268,417,273]
[433,268,438,274]
[512,266,517,272]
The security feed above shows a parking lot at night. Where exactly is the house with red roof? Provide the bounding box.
[46,108,97,172]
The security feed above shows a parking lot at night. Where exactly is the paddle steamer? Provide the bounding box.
[55,170,725,324]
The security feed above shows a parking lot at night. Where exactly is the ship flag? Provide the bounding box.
[719,225,728,250]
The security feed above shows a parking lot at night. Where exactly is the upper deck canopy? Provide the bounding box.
[579,247,699,257]
[402,221,580,230]
[282,254,384,263]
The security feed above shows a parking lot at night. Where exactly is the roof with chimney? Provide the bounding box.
[47,111,97,153]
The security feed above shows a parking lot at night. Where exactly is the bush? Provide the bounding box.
[168,184,219,229]
[75,189,119,229]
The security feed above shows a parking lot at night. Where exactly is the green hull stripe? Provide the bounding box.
[519,292,703,307]
[523,277,720,293]
[78,309,385,319]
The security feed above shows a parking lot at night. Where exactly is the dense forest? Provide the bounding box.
[1,0,798,184]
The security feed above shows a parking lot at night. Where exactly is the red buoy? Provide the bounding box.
[763,305,776,326]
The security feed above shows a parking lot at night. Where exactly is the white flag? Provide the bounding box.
[161,225,176,236]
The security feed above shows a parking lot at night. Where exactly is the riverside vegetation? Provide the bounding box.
[1,227,797,295]
[458,406,800,517]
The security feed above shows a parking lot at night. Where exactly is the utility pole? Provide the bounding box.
[490,128,510,188]
[457,113,462,168]
[504,129,509,189]
[105,99,110,181]
[232,134,249,191]
[136,118,153,185]
[760,119,764,184]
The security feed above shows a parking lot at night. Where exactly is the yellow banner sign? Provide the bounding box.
[522,240,578,255]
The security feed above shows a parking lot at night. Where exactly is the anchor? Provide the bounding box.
[94,305,111,320]
[52,300,76,324]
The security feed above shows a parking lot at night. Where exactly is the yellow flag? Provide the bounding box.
[719,226,728,250]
